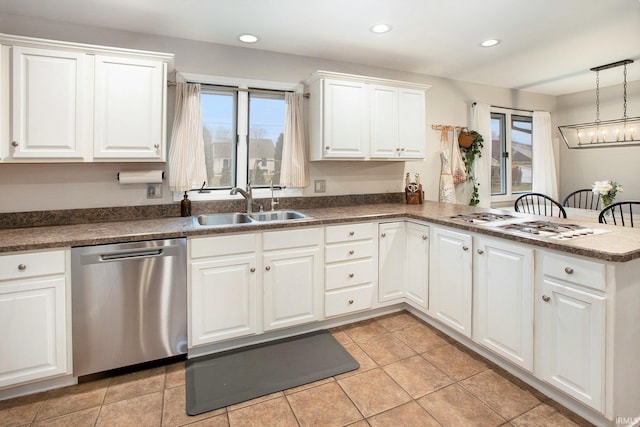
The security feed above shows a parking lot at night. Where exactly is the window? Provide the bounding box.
[491,109,533,198]
[181,73,301,201]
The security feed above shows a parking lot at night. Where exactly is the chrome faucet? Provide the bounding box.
[230,183,253,213]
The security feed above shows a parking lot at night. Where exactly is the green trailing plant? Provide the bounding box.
[460,130,484,206]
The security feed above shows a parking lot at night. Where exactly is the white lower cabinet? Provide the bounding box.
[429,227,472,337]
[262,228,323,331]
[474,237,533,371]
[536,252,606,413]
[189,234,258,346]
[0,249,70,388]
[378,222,406,302]
[405,222,429,308]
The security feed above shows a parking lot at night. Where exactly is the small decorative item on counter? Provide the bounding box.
[181,191,192,217]
[592,180,623,207]
[405,172,423,205]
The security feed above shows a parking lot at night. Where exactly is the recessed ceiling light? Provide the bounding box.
[480,39,500,47]
[370,24,392,34]
[238,34,259,44]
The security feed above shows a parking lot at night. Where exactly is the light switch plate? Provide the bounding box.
[314,180,326,193]
[147,183,162,199]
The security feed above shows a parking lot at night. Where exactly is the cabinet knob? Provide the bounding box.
[18,264,26,271]
[250,267,255,272]
[400,147,405,151]
[349,231,355,236]
[477,249,484,254]
[564,267,574,275]
[422,235,427,240]
[325,146,330,150]
[542,295,551,302]
[462,246,469,251]
[265,266,271,271]
[154,143,159,149]
[11,141,19,147]
[348,299,354,304]
[348,273,354,278]
[381,233,386,238]
[396,148,400,152]
[349,249,355,255]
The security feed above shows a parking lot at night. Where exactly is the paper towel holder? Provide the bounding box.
[117,171,165,183]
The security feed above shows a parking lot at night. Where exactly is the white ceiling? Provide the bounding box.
[1,0,639,96]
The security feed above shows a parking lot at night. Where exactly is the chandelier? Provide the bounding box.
[558,59,639,149]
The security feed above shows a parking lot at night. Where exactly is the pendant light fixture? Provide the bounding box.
[558,59,639,149]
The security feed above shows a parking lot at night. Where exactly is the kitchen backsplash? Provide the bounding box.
[0,193,404,229]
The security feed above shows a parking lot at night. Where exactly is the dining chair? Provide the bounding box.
[514,193,567,218]
[562,189,600,210]
[598,201,640,227]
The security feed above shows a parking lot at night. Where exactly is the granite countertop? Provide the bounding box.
[2,201,640,262]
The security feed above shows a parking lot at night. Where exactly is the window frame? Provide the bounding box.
[490,107,533,203]
[172,73,303,202]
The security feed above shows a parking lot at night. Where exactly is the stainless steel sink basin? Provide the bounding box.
[195,212,254,226]
[249,210,308,222]
[194,210,308,226]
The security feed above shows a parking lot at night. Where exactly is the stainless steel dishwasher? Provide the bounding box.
[71,238,187,376]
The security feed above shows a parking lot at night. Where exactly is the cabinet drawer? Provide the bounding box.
[543,253,605,291]
[325,240,374,263]
[190,233,256,259]
[325,222,374,243]
[325,258,375,290]
[263,227,321,251]
[325,284,373,317]
[0,250,65,281]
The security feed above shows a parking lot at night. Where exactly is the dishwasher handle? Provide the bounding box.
[79,243,182,265]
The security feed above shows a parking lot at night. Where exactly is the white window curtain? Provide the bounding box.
[532,111,559,200]
[168,83,207,192]
[279,92,309,188]
[470,103,492,208]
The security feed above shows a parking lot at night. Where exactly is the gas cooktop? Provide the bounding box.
[496,220,610,240]
[449,212,516,224]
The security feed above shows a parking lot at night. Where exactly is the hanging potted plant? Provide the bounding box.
[459,130,484,206]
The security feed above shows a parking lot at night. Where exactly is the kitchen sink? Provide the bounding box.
[195,212,254,226]
[194,210,308,226]
[249,210,307,222]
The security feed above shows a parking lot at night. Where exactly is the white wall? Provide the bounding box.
[556,82,640,202]
[0,13,556,213]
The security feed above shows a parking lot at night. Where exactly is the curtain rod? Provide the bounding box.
[167,81,310,98]
[472,102,533,113]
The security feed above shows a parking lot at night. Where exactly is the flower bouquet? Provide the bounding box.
[592,180,623,208]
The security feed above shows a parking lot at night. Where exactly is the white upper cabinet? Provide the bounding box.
[306,71,430,161]
[0,34,173,163]
[8,46,90,161]
[93,56,166,160]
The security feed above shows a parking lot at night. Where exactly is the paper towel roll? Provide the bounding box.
[117,170,165,184]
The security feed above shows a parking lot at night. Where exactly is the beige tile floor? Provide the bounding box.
[0,311,593,427]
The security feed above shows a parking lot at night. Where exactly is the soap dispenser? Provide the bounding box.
[181,191,191,217]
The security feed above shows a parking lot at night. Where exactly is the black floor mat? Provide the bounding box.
[185,330,359,416]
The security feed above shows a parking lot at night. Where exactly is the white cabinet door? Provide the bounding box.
[93,56,166,161]
[9,46,89,160]
[378,222,406,302]
[405,222,429,308]
[263,247,322,331]
[398,88,426,158]
[537,278,605,412]
[369,85,399,158]
[322,79,368,159]
[475,237,533,371]
[189,254,257,346]
[0,276,68,388]
[429,227,472,337]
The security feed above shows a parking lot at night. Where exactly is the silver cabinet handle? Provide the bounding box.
[11,141,19,147]
[325,146,330,150]
[564,267,574,275]
[477,249,484,254]
[154,143,159,149]
[349,250,355,255]
[400,147,405,151]
[422,235,427,240]
[18,264,26,271]
[348,273,354,278]
[265,266,271,271]
[542,295,551,302]
[349,231,355,236]
[462,246,469,251]
[348,299,354,304]
[250,267,255,272]
[381,233,386,238]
